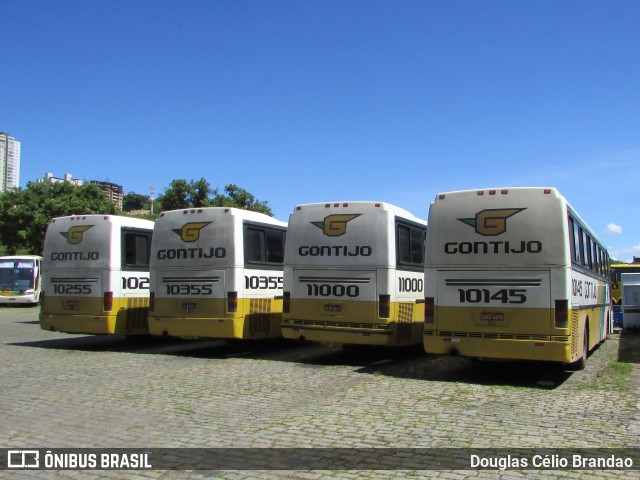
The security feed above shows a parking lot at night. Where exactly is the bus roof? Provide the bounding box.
[159,207,287,227]
[431,187,604,249]
[291,201,427,226]
[50,214,154,230]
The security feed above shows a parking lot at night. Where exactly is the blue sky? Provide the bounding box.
[2,0,639,261]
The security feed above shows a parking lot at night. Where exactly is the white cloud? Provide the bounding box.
[608,244,640,263]
[605,223,623,234]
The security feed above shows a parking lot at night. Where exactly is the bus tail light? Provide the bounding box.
[227,291,238,313]
[283,291,290,314]
[149,292,155,312]
[379,295,390,318]
[104,291,114,312]
[555,299,568,328]
[425,297,435,324]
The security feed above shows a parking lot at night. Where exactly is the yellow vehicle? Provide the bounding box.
[424,187,611,369]
[148,207,287,339]
[40,215,154,335]
[282,201,427,346]
[611,263,640,305]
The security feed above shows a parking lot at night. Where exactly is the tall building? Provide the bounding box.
[90,180,124,210]
[0,132,21,192]
[39,173,123,210]
[39,172,84,186]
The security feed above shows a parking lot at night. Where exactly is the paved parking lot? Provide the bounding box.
[1,306,639,479]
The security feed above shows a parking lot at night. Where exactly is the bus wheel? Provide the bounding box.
[568,328,588,371]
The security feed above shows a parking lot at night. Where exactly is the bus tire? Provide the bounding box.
[568,327,588,371]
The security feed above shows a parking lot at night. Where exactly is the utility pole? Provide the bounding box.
[149,185,155,216]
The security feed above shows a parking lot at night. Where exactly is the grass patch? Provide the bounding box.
[573,361,632,393]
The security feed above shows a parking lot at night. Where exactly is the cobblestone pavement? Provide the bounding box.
[1,307,638,479]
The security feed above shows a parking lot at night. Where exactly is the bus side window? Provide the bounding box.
[265,230,285,264]
[245,227,265,263]
[123,231,151,270]
[397,223,426,268]
[245,226,286,265]
[569,216,581,265]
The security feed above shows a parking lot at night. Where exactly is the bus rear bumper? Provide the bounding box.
[423,332,571,363]
[0,295,39,305]
[282,321,421,346]
[148,316,281,340]
[39,313,148,335]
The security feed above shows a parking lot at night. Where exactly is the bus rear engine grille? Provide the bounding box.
[437,332,567,342]
[286,319,390,330]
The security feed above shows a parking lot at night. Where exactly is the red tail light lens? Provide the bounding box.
[104,291,114,312]
[425,297,435,324]
[555,299,568,328]
[227,291,238,313]
[379,295,390,318]
[283,292,290,314]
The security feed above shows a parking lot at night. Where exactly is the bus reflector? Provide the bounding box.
[555,299,568,328]
[150,292,155,312]
[425,297,435,324]
[227,291,238,313]
[104,291,113,312]
[379,295,390,318]
[283,292,291,314]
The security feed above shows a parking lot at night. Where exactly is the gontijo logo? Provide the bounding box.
[311,214,361,237]
[458,208,526,236]
[172,222,212,242]
[60,225,93,245]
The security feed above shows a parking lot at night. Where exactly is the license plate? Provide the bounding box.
[324,304,342,313]
[481,312,504,322]
[64,300,79,310]
[181,302,197,313]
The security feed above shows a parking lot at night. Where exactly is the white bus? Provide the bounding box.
[148,207,287,339]
[40,215,154,335]
[282,202,427,346]
[424,187,612,369]
[0,255,42,306]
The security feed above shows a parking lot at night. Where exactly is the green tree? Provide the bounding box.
[213,184,272,215]
[191,177,213,208]
[159,179,193,211]
[122,192,149,212]
[159,179,272,216]
[0,181,117,254]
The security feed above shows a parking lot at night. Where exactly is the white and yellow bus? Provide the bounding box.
[0,255,42,306]
[423,187,612,369]
[282,202,427,346]
[148,207,287,339]
[40,215,154,335]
